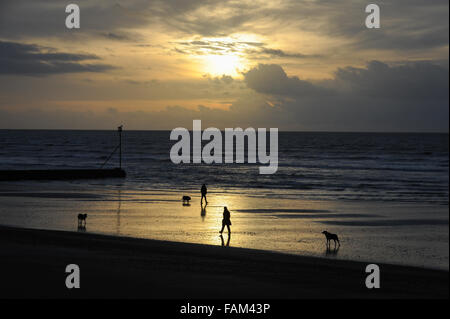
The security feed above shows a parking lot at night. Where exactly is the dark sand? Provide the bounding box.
[0,225,447,299]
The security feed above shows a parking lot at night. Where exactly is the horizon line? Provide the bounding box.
[0,128,448,134]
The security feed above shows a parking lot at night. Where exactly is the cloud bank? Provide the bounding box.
[1,61,447,132]
[0,41,114,76]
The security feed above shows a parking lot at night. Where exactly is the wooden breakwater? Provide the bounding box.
[0,168,126,181]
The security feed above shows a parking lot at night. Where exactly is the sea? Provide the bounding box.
[0,130,448,269]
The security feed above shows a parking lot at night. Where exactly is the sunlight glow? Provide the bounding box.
[202,54,245,77]
[177,35,258,77]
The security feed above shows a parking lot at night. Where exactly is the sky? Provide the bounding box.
[0,0,448,131]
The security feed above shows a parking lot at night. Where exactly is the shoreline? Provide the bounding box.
[0,225,448,299]
[0,188,448,271]
[1,222,448,272]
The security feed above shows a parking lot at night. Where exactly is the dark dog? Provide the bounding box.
[322,231,340,247]
[182,196,191,204]
[77,213,87,226]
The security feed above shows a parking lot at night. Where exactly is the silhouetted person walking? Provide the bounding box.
[201,184,208,205]
[220,206,232,234]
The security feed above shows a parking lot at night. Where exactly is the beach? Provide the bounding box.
[0,181,449,270]
[0,225,447,299]
[0,181,448,270]
[0,131,448,299]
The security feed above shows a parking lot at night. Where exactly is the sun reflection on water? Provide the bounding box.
[0,186,447,269]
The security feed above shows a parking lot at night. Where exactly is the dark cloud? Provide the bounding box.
[0,40,115,76]
[242,61,448,132]
[0,0,151,40]
[204,75,234,85]
[287,0,450,52]
[359,1,448,51]
[258,48,320,59]
[244,64,331,97]
[335,60,449,99]
[244,61,449,101]
[101,32,139,42]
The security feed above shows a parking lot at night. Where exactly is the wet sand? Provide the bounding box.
[0,225,447,299]
[0,188,448,270]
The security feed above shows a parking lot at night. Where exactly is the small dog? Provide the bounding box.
[182,196,191,204]
[77,213,87,226]
[322,231,340,247]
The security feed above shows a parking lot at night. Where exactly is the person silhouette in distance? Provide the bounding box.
[219,206,232,234]
[201,184,208,205]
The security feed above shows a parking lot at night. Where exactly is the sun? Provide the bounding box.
[202,54,244,77]
[178,35,258,77]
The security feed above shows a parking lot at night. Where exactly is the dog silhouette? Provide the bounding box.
[322,231,340,247]
[77,213,87,226]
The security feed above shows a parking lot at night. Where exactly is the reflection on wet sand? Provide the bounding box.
[220,234,231,247]
[0,187,448,270]
[325,246,340,257]
[116,189,122,235]
[201,205,206,221]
